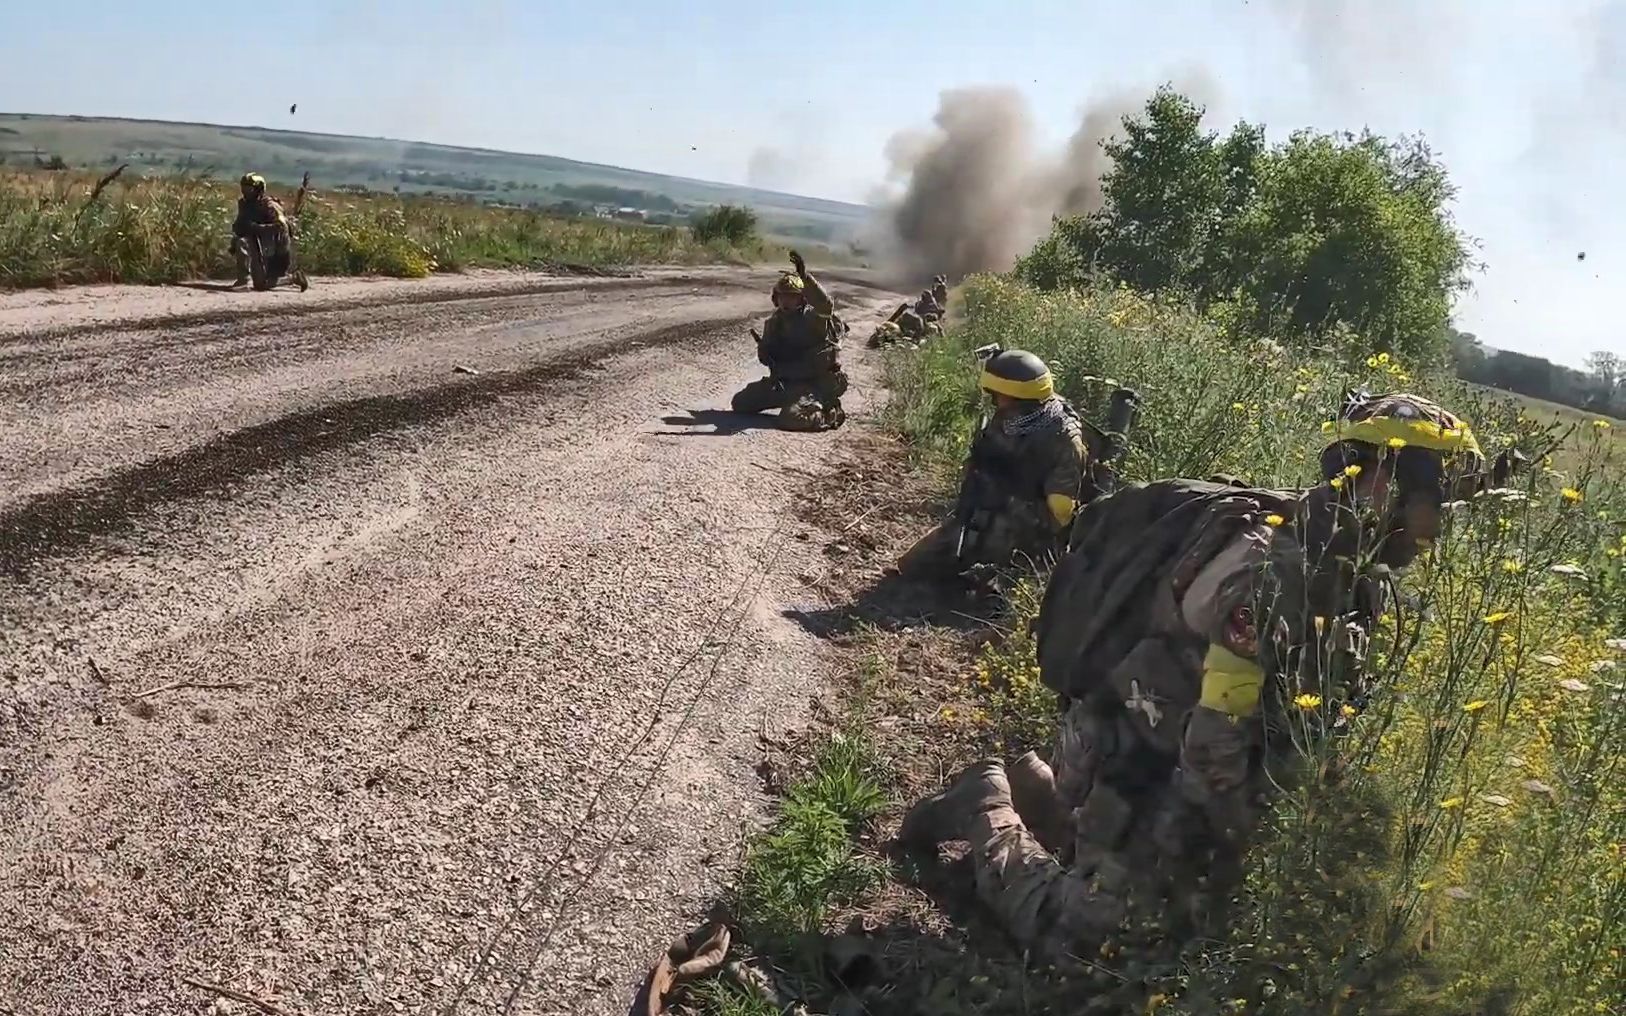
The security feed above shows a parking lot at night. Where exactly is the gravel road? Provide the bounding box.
[0,267,906,1015]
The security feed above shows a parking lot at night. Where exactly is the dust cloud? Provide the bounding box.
[746,147,796,191]
[874,72,1219,283]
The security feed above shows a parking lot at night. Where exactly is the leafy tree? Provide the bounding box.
[1227,131,1471,358]
[1079,87,1232,294]
[1585,350,1623,413]
[1022,90,1474,362]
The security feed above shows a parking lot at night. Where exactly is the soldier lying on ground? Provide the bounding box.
[900,391,1485,960]
[868,300,941,348]
[731,251,848,432]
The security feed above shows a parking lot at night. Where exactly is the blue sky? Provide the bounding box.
[2,0,1620,367]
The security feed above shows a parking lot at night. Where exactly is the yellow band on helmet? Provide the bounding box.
[774,274,805,294]
[1321,415,1481,458]
[1046,493,1077,527]
[1198,644,1263,717]
[979,368,1054,401]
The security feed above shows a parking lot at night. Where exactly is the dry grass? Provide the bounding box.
[0,168,760,289]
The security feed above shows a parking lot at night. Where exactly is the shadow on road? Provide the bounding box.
[171,281,245,293]
[655,409,782,436]
[784,529,1002,638]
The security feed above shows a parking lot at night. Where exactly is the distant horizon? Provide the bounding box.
[0,109,872,215]
[0,108,1578,369]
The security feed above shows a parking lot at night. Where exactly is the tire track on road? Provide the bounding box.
[0,311,758,580]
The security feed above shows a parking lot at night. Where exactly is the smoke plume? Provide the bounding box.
[746,147,796,191]
[880,88,1049,284]
[876,73,1220,283]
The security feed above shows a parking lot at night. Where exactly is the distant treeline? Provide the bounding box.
[1452,330,1623,418]
[548,183,682,211]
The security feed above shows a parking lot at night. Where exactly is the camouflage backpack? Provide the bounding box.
[1036,478,1299,704]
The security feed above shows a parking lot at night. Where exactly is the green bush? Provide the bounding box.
[691,204,759,246]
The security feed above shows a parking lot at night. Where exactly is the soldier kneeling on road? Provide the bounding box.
[898,390,1486,963]
[732,250,848,432]
[231,172,307,291]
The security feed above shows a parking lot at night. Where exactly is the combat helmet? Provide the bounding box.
[979,349,1054,402]
[240,172,267,191]
[772,272,805,301]
[1320,390,1485,501]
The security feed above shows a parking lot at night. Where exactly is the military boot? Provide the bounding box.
[1007,750,1068,853]
[896,759,1010,849]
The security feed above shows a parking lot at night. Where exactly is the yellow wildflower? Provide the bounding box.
[1387,436,1407,449]
[1330,476,1346,491]
[1483,611,1512,626]
[1464,699,1489,713]
[1341,704,1359,718]
[1294,693,1323,710]
[1595,419,1612,430]
[1561,487,1583,504]
[1366,356,1379,368]
[1231,401,1246,412]
[1264,513,1285,526]
[1440,796,1465,810]
[1502,559,1524,574]
[1343,464,1363,478]
[1378,352,1391,364]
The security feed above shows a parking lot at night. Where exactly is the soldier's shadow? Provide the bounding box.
[655,409,784,436]
[783,534,1004,638]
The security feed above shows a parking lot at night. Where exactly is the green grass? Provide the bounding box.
[0,168,762,289]
[686,978,784,1016]
[684,673,891,1016]
[734,731,886,944]
[887,276,1626,1015]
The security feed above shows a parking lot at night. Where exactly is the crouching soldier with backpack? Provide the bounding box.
[899,391,1485,958]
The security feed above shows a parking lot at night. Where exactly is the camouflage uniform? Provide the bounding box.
[932,275,949,310]
[955,398,1089,566]
[904,392,1483,958]
[232,190,292,281]
[732,267,848,431]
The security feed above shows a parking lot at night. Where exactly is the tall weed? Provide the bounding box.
[896,275,1626,1014]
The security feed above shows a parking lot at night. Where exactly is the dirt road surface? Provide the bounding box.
[0,268,907,1015]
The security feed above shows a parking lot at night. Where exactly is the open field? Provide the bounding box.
[0,169,770,289]
[0,113,870,246]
